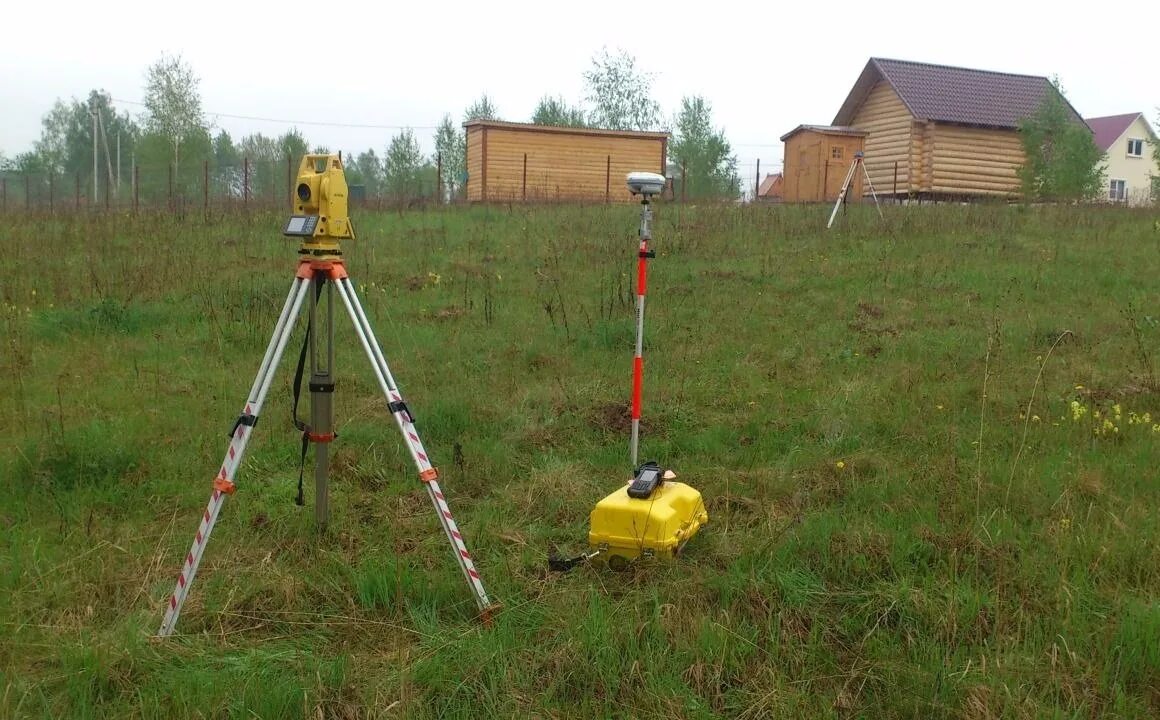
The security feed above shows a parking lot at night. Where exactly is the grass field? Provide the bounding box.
[1,201,1158,718]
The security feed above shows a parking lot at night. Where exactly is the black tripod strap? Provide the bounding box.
[291,280,325,506]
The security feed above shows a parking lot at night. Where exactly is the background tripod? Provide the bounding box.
[157,155,494,637]
[827,150,883,229]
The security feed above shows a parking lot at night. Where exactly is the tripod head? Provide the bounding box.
[284,154,356,258]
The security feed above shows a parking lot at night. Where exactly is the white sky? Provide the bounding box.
[2,0,1157,184]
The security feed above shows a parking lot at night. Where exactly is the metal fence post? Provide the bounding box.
[1,177,5,213]
[605,155,611,203]
[133,163,139,215]
[168,163,174,211]
[522,153,527,202]
[287,154,293,209]
[437,152,443,204]
[243,157,250,209]
[49,174,54,214]
[204,159,210,217]
[755,159,761,200]
[25,175,30,209]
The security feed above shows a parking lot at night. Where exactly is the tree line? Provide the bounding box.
[1,47,742,205]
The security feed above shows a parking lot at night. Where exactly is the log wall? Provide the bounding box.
[463,121,667,203]
[848,81,914,195]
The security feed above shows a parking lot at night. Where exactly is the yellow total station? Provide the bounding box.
[284,154,356,257]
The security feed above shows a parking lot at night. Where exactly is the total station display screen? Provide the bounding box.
[283,215,319,236]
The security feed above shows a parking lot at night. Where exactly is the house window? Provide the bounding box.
[1109,179,1126,201]
[831,146,844,160]
[1127,139,1144,157]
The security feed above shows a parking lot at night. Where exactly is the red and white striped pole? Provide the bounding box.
[630,195,655,468]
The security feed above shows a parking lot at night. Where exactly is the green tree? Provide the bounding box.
[1017,78,1105,202]
[668,95,739,200]
[1152,109,1160,201]
[434,113,464,201]
[135,125,211,202]
[237,132,280,200]
[383,128,426,202]
[31,90,139,198]
[277,129,309,161]
[531,95,587,127]
[212,130,242,197]
[463,94,499,123]
[7,152,46,175]
[142,52,206,177]
[354,149,384,197]
[582,47,661,131]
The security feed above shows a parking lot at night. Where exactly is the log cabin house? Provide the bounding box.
[463,120,669,203]
[830,57,1087,200]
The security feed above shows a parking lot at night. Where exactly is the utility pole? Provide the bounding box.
[98,110,115,199]
[91,100,98,203]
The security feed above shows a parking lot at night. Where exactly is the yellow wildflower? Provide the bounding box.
[836,461,845,470]
[1070,401,1087,421]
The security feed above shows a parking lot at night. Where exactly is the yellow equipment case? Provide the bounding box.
[588,462,708,564]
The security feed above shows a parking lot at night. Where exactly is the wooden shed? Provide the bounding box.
[779,125,868,203]
[830,57,1087,199]
[463,120,669,203]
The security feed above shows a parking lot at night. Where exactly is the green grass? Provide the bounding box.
[1,201,1158,718]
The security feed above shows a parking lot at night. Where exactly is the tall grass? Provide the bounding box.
[1,201,1157,718]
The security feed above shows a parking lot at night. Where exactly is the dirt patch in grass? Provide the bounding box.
[587,400,661,437]
[856,300,884,319]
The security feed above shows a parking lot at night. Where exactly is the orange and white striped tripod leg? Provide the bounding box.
[158,275,312,637]
[332,275,494,617]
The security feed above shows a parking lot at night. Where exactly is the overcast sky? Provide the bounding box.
[3,0,1157,183]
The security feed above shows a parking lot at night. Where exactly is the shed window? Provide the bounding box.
[1109,179,1126,201]
[1127,138,1143,157]
[831,146,844,160]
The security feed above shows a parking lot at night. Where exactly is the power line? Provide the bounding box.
[110,97,786,147]
[110,98,440,131]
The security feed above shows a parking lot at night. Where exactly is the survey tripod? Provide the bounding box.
[827,151,883,229]
[157,155,494,637]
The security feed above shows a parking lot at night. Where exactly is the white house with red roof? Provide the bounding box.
[1085,112,1158,205]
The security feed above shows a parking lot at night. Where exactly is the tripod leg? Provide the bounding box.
[310,278,336,528]
[331,275,495,616]
[157,275,312,637]
[861,160,884,219]
[827,162,857,229]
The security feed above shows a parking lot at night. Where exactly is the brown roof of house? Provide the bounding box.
[779,124,868,142]
[757,173,783,197]
[1084,112,1149,152]
[832,58,1086,130]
